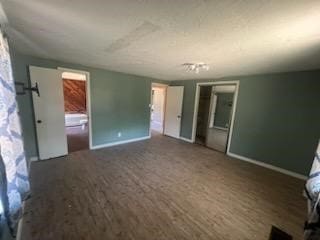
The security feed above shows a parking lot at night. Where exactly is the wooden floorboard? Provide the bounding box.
[66,125,89,153]
[22,133,306,240]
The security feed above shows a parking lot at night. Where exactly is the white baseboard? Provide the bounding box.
[29,156,38,162]
[227,152,307,180]
[92,136,150,150]
[179,137,194,143]
[26,156,38,174]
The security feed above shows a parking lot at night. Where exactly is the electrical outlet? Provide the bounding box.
[118,132,122,137]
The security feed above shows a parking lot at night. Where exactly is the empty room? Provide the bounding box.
[0,1,320,240]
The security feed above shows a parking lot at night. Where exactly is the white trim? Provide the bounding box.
[27,156,37,173]
[191,81,240,153]
[226,82,239,154]
[57,67,93,150]
[29,156,38,162]
[149,84,153,137]
[179,137,193,143]
[211,126,228,131]
[228,152,307,180]
[91,136,150,150]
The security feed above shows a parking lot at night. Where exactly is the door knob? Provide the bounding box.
[177,115,181,118]
[37,120,42,123]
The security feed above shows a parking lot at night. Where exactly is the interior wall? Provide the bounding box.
[11,52,168,160]
[171,71,320,175]
[63,79,86,113]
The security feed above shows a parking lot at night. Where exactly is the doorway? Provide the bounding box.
[30,66,68,160]
[150,83,167,135]
[195,86,212,145]
[163,86,184,139]
[192,82,239,153]
[206,85,236,152]
[29,66,92,160]
[62,71,89,153]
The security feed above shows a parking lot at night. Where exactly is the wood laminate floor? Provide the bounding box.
[22,133,306,240]
[66,125,89,153]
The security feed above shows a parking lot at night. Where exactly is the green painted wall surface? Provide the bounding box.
[11,52,167,159]
[171,71,320,175]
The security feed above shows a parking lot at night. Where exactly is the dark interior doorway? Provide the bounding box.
[62,72,89,153]
[195,86,212,145]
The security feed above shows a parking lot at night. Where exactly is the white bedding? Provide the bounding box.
[65,113,88,127]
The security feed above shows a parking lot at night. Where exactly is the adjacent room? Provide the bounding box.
[150,83,167,134]
[62,71,89,153]
[0,1,320,240]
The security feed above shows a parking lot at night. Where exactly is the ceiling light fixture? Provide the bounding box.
[182,63,209,74]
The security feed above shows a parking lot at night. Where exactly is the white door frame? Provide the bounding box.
[149,82,168,137]
[191,81,240,154]
[58,67,93,150]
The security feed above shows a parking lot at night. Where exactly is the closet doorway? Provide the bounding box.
[192,82,239,153]
[195,86,212,145]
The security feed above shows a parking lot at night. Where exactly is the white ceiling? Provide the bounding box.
[1,0,320,80]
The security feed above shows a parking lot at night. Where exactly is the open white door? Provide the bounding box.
[29,66,68,160]
[164,86,184,138]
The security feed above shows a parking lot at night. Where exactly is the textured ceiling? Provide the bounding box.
[1,0,320,80]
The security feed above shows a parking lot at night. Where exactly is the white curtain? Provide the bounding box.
[304,141,320,239]
[0,28,30,233]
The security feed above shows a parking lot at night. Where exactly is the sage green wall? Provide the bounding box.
[171,71,320,175]
[11,52,167,159]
